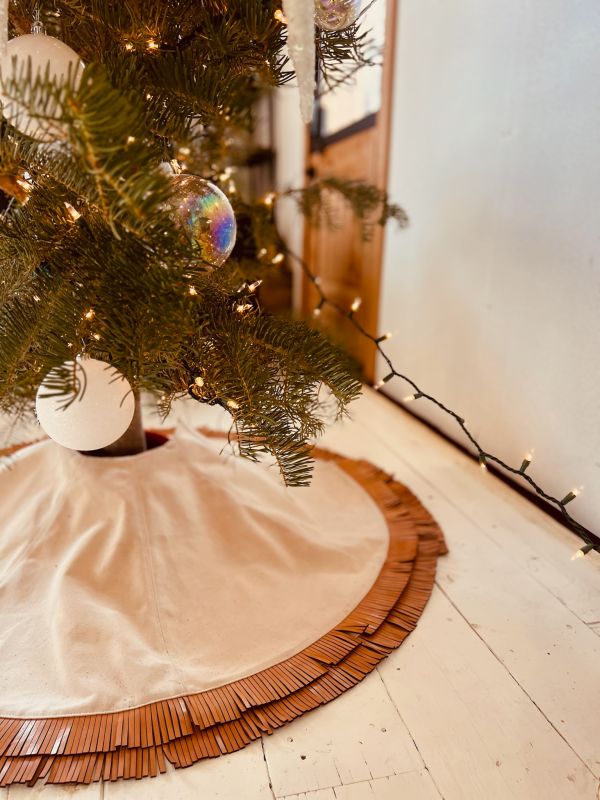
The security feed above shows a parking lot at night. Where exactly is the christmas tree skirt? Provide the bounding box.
[0,427,446,787]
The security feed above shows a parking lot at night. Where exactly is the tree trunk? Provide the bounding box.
[88,394,147,457]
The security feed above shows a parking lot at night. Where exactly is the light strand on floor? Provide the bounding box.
[282,246,599,558]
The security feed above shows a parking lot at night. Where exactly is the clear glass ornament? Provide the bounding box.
[314,0,361,31]
[169,175,237,267]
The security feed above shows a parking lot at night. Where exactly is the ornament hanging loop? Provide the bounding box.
[31,6,46,35]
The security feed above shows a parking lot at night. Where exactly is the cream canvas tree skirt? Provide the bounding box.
[0,427,446,787]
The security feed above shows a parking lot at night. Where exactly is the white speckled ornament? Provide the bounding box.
[0,13,83,141]
[36,358,135,451]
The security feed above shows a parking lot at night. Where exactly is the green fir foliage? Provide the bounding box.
[0,1,398,484]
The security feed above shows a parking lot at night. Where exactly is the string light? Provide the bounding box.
[248,280,262,293]
[350,297,362,313]
[194,377,204,388]
[188,286,198,296]
[376,332,393,343]
[33,295,40,303]
[561,488,580,505]
[479,455,488,471]
[92,333,101,341]
[126,135,136,144]
[147,39,159,50]
[64,203,81,221]
[571,543,594,560]
[236,303,253,314]
[124,42,134,51]
[258,248,267,259]
[281,243,599,558]
[263,192,276,207]
[403,392,423,403]
[84,309,95,320]
[226,399,239,410]
[274,9,288,24]
[520,452,533,473]
[271,253,285,265]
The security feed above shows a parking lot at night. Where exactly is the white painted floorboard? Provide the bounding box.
[1,390,599,799]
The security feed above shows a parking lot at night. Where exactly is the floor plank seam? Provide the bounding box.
[276,767,439,799]
[434,580,599,781]
[359,417,599,628]
[374,667,446,799]
[261,736,278,800]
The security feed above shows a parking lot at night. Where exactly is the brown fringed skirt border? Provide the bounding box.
[0,435,446,787]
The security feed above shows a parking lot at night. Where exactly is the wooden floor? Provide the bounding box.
[2,389,599,799]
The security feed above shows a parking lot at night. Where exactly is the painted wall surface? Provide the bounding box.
[378,1,600,529]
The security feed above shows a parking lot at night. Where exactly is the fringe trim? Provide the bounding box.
[0,438,446,787]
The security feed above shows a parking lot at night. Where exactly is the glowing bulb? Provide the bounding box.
[271,253,285,265]
[64,203,81,221]
[562,488,581,504]
[350,297,362,312]
[126,135,136,144]
[147,39,158,50]
[403,394,416,403]
[571,543,593,560]
[92,333,101,341]
[188,286,198,296]
[248,280,262,292]
[194,377,204,387]
[274,9,288,24]
[124,42,134,51]
[227,399,239,410]
[263,192,276,206]
[33,294,40,302]
[84,309,95,320]
[313,307,321,317]
[258,248,267,258]
[374,380,385,390]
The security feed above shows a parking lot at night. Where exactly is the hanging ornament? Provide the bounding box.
[283,0,316,124]
[0,9,83,142]
[314,0,361,31]
[35,357,135,451]
[168,174,237,267]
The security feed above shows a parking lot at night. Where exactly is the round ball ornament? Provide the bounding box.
[314,0,361,31]
[169,174,237,267]
[35,358,135,451]
[0,20,83,141]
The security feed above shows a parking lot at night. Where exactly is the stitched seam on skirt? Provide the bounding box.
[0,449,69,587]
[133,476,188,696]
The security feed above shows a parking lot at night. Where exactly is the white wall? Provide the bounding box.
[378,1,600,530]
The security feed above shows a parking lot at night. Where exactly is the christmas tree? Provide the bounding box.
[0,0,402,485]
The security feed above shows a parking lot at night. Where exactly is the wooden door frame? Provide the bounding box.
[301,0,399,382]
